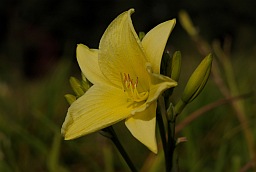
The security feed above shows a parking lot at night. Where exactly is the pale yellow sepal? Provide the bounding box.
[142,19,176,74]
[125,101,158,153]
[76,44,111,86]
[62,85,135,140]
[98,9,149,90]
[146,63,178,104]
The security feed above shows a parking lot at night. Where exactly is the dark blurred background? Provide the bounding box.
[0,0,255,80]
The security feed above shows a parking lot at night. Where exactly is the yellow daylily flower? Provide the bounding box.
[61,9,177,153]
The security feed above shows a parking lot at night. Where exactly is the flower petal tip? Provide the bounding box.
[77,43,89,51]
[152,148,158,154]
[148,143,158,154]
[61,129,74,141]
[171,18,176,23]
[166,18,176,31]
[60,129,68,140]
[128,8,135,14]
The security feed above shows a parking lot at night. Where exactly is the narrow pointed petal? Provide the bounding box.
[125,101,158,153]
[77,44,111,85]
[146,64,177,104]
[98,9,149,90]
[142,19,176,74]
[62,85,133,140]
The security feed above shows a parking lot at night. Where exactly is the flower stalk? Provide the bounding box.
[103,127,138,172]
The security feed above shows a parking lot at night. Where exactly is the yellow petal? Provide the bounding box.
[146,64,177,104]
[98,9,149,91]
[125,101,158,153]
[142,19,176,74]
[61,85,133,140]
[77,44,111,85]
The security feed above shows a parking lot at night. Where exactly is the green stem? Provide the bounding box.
[156,110,169,171]
[157,96,173,172]
[104,126,137,172]
[174,99,186,117]
[166,100,179,171]
[167,118,176,172]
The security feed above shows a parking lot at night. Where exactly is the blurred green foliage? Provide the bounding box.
[0,0,256,171]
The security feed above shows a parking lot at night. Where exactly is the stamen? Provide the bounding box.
[120,72,148,102]
[135,77,138,87]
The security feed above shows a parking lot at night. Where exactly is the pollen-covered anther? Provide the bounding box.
[121,73,137,90]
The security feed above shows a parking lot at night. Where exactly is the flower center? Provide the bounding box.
[120,73,148,102]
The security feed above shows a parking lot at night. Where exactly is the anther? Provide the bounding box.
[120,72,148,102]
[121,73,138,92]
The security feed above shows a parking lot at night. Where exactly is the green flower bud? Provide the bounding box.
[167,103,174,121]
[174,99,186,115]
[81,73,91,91]
[181,54,213,103]
[161,51,181,99]
[64,94,76,105]
[170,51,181,81]
[69,76,85,97]
[139,32,145,40]
[161,52,171,75]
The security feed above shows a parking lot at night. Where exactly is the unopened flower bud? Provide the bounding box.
[81,73,91,91]
[139,32,145,40]
[69,76,85,97]
[161,52,171,75]
[181,54,213,103]
[64,94,76,105]
[170,51,181,81]
[167,103,174,121]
